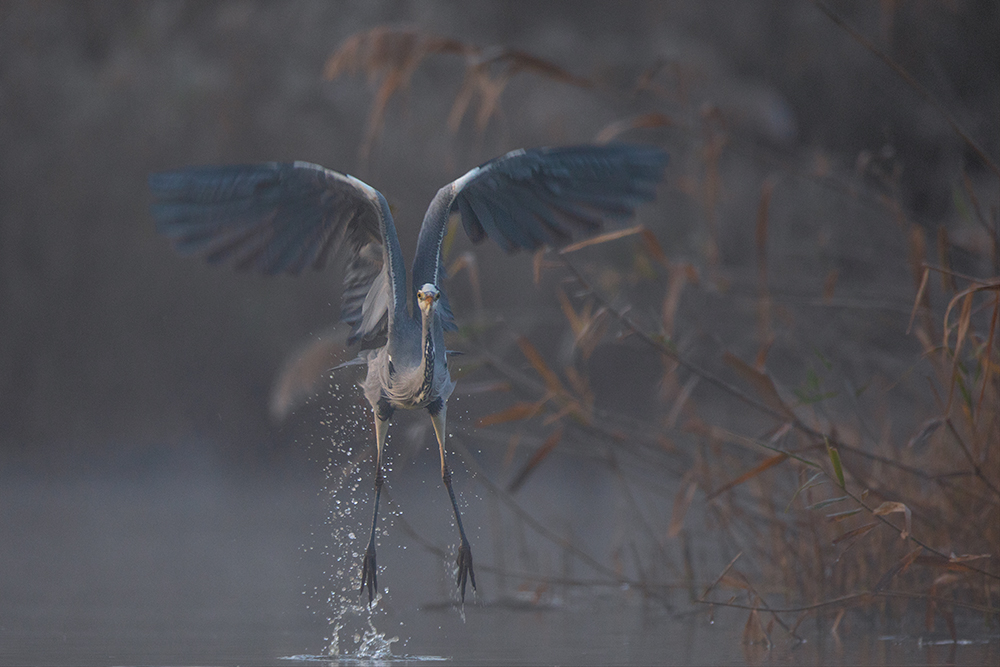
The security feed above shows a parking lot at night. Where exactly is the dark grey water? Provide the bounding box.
[2,468,996,667]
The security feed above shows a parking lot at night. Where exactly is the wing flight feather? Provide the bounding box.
[149,161,402,345]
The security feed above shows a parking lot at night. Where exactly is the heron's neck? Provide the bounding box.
[415,308,435,402]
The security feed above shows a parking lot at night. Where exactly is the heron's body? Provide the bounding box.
[149,144,668,604]
[361,295,454,413]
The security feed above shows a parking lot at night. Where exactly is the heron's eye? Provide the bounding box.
[434,292,441,301]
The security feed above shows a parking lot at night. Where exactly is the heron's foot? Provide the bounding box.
[360,540,378,604]
[456,539,476,603]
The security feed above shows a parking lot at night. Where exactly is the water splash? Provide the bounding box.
[305,382,405,659]
[280,651,447,664]
[354,624,399,660]
[325,590,388,658]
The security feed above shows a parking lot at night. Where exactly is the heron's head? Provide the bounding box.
[416,283,441,315]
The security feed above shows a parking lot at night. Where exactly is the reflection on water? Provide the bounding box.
[1,469,995,666]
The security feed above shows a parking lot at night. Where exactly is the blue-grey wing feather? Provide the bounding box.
[411,144,668,325]
[149,161,401,346]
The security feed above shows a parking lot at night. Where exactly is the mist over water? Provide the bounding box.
[2,465,996,666]
[2,1,998,665]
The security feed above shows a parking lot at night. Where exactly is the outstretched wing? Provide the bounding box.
[411,143,669,318]
[148,161,406,346]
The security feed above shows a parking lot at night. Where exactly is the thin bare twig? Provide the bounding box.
[559,256,942,483]
[944,418,1000,499]
[557,256,1000,582]
[449,434,674,606]
[698,551,743,602]
[813,1,1000,179]
[698,589,999,617]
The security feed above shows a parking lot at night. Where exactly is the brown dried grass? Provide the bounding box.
[323,18,999,640]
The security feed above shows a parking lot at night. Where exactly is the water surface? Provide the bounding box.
[2,469,995,666]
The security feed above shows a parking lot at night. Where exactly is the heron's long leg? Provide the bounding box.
[360,408,389,603]
[429,401,476,602]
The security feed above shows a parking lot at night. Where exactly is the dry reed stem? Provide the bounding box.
[329,18,1000,634]
[325,26,589,163]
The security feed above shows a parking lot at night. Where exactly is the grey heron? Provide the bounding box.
[149,144,668,604]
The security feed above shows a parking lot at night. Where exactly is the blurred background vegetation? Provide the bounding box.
[0,0,997,646]
[0,0,993,470]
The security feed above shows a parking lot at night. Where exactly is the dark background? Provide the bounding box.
[0,2,995,477]
[0,2,997,663]
[1,1,996,475]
